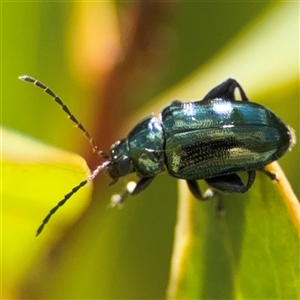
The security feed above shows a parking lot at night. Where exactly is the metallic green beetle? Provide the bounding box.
[19,76,296,235]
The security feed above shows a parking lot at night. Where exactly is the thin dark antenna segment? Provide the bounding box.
[19,75,109,159]
[19,75,110,236]
[36,180,88,236]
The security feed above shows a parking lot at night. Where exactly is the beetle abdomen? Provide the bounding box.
[165,125,289,180]
[162,99,291,180]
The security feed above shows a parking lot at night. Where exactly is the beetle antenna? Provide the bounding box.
[19,75,109,160]
[36,161,110,236]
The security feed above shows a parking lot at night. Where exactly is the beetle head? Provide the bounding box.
[107,139,134,183]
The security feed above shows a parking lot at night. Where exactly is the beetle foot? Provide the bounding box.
[110,194,124,208]
[203,188,215,199]
[110,181,137,208]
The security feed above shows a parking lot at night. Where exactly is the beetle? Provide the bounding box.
[19,76,296,235]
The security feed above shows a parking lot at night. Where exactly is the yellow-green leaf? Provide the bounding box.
[2,126,92,298]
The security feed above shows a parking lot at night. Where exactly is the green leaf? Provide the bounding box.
[2,126,92,298]
[167,162,299,299]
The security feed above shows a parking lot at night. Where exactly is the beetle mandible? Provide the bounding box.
[19,76,296,235]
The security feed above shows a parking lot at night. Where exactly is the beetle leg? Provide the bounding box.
[187,180,225,215]
[205,170,256,193]
[186,180,215,200]
[111,177,155,207]
[131,177,155,195]
[258,168,278,181]
[202,78,249,102]
[216,197,224,215]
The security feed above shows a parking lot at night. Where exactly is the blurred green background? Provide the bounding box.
[2,1,299,299]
